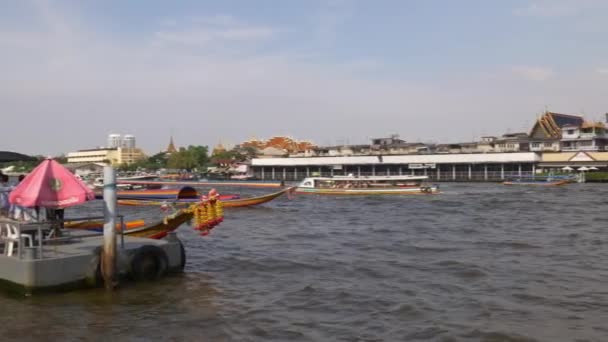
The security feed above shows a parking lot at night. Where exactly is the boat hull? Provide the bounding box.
[116,187,295,208]
[295,186,439,195]
[65,211,193,239]
[503,180,570,186]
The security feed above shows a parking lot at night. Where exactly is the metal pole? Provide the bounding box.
[501,164,504,180]
[452,165,456,181]
[518,164,522,177]
[119,215,125,249]
[102,166,117,290]
[468,164,472,180]
[484,164,488,181]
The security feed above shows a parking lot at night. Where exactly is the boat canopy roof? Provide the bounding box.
[303,175,428,182]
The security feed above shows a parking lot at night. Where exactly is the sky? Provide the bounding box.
[1,0,607,155]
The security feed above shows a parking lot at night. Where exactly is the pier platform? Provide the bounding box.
[0,224,185,295]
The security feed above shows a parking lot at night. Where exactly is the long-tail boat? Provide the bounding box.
[296,175,439,195]
[116,186,295,208]
[67,188,294,239]
[94,186,239,201]
[65,211,192,239]
[66,193,228,239]
[502,175,575,186]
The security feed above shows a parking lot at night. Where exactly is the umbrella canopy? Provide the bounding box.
[577,166,589,171]
[9,159,95,208]
[588,166,599,170]
[0,151,36,163]
[562,166,573,171]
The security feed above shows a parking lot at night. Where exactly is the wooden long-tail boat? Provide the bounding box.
[117,180,284,188]
[66,188,293,239]
[94,186,240,201]
[65,211,192,239]
[502,175,575,186]
[116,187,295,208]
[65,193,229,239]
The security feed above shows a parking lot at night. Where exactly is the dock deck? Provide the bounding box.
[0,227,184,295]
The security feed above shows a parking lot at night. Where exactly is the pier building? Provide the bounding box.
[249,110,608,181]
[251,152,538,182]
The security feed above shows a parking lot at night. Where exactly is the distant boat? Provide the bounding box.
[92,174,158,190]
[502,175,575,186]
[296,175,439,195]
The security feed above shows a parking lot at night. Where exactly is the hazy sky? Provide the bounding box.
[1,0,607,155]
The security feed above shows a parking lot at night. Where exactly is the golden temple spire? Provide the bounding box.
[167,136,177,153]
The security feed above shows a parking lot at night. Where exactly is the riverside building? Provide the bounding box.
[250,111,608,181]
[67,134,146,166]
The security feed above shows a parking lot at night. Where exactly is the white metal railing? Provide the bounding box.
[562,146,602,151]
[254,171,534,181]
[0,215,127,260]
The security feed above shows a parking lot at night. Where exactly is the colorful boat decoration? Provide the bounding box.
[66,192,226,239]
[296,175,439,195]
[116,187,296,208]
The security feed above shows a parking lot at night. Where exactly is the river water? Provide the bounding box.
[0,183,607,341]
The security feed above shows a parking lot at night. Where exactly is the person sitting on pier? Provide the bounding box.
[10,175,38,222]
[0,174,11,218]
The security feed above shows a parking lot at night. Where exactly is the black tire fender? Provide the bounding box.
[179,242,186,271]
[130,245,169,281]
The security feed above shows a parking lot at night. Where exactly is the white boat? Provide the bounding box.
[296,175,439,195]
[92,177,145,190]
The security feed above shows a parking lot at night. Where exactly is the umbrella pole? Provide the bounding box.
[102,166,117,290]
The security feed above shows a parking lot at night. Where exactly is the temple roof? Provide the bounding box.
[166,136,177,153]
[530,111,584,139]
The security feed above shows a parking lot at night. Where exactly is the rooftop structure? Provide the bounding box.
[529,111,584,152]
[239,136,315,154]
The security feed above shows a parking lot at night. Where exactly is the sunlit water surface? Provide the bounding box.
[0,183,607,341]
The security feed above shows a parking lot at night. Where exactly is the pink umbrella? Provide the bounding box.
[9,159,95,208]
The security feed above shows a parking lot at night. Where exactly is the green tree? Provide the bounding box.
[167,145,209,171]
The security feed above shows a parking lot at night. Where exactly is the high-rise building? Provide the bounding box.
[107,134,122,148]
[122,134,136,148]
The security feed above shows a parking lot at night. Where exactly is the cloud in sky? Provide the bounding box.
[513,0,608,17]
[1,1,607,155]
[154,15,279,47]
[511,66,554,81]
